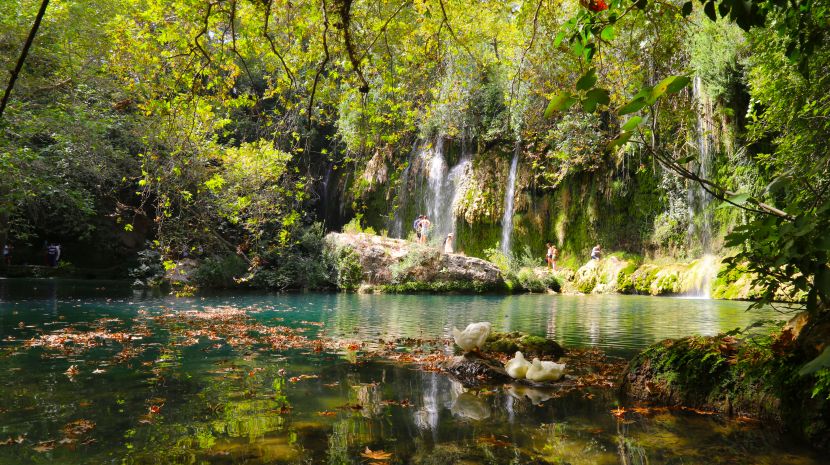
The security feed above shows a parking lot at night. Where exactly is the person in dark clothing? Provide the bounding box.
[2,243,12,265]
[46,243,61,267]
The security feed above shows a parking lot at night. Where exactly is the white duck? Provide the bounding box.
[452,322,491,353]
[525,358,566,382]
[504,351,532,379]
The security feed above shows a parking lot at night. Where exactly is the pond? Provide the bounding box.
[0,279,823,464]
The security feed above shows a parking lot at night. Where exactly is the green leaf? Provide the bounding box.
[608,131,633,149]
[621,116,643,131]
[650,75,678,102]
[681,1,693,16]
[576,69,597,91]
[618,97,648,115]
[727,193,751,206]
[544,93,576,117]
[675,154,697,164]
[553,30,566,47]
[582,87,611,112]
[798,347,830,376]
[600,25,615,41]
[666,76,691,93]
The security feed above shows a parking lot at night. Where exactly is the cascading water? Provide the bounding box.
[500,144,520,254]
[684,76,719,298]
[391,141,420,237]
[688,75,716,253]
[685,254,720,299]
[391,138,471,244]
[424,138,449,240]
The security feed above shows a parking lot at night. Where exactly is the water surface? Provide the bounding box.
[0,279,821,465]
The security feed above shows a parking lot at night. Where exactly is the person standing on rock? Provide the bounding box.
[549,244,559,271]
[419,216,431,244]
[413,215,424,242]
[545,242,553,268]
[443,233,454,254]
[591,244,602,261]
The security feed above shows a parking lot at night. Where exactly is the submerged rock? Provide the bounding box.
[325,232,505,292]
[444,353,513,387]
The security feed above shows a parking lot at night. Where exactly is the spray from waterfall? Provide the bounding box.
[501,144,520,254]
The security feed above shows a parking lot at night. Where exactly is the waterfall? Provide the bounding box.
[685,254,720,299]
[391,141,419,238]
[500,145,520,254]
[423,138,449,242]
[688,75,715,253]
[684,77,719,298]
[390,137,472,244]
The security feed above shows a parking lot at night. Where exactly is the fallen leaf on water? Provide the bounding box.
[149,405,162,414]
[32,441,55,452]
[611,407,626,418]
[288,374,318,383]
[65,365,80,377]
[63,419,95,437]
[318,410,337,416]
[361,447,392,460]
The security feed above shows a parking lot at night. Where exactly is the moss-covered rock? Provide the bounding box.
[325,232,505,292]
[621,328,830,451]
[573,256,634,294]
[482,331,565,359]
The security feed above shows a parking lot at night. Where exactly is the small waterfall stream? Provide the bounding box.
[685,76,719,298]
[689,75,715,252]
[500,144,520,254]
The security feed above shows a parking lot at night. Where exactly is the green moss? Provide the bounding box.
[378,280,507,294]
[625,325,830,448]
[482,331,565,358]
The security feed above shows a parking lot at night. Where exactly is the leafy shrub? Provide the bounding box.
[390,245,441,284]
[343,213,376,235]
[248,223,335,290]
[193,254,248,288]
[129,245,166,288]
[517,267,547,292]
[333,246,363,291]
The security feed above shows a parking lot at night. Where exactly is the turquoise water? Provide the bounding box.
[0,279,823,464]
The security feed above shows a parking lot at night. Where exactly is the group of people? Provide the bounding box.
[545,243,602,270]
[412,215,454,254]
[1,242,63,267]
[410,214,603,265]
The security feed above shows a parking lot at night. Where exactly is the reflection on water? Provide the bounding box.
[0,279,821,464]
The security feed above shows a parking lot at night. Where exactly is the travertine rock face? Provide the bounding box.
[325,232,504,290]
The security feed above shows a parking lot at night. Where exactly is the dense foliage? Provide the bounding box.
[0,0,827,313]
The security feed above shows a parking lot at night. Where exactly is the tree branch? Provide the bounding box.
[436,0,479,66]
[262,0,296,84]
[338,0,370,93]
[307,0,331,121]
[0,0,50,120]
[357,1,409,64]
